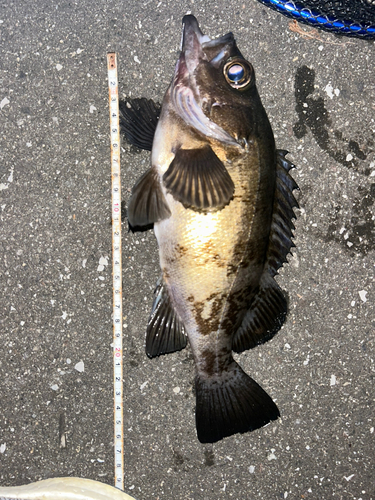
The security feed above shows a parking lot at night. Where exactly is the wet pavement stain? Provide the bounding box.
[294,65,374,256]
[324,183,375,256]
[173,448,185,468]
[203,448,215,467]
[293,65,371,172]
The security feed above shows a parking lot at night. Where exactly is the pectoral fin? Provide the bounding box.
[127,168,171,230]
[163,145,234,211]
[119,98,161,151]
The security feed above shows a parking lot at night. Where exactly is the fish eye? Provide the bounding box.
[223,59,253,90]
[227,64,245,82]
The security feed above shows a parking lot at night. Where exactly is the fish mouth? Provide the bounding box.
[171,15,240,148]
[181,15,211,53]
[181,15,234,61]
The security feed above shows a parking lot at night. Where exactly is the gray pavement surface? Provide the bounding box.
[0,1,374,499]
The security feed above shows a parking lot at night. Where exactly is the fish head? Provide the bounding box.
[167,15,269,149]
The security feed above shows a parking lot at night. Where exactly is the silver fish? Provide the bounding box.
[120,15,298,443]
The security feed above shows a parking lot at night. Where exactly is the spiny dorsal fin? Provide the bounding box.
[127,168,171,230]
[267,150,299,277]
[119,98,161,151]
[146,277,188,358]
[163,145,235,211]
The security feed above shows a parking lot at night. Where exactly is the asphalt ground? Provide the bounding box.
[0,1,374,499]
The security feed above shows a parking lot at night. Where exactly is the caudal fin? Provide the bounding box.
[195,361,279,443]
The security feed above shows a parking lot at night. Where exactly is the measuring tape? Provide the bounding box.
[107,52,124,491]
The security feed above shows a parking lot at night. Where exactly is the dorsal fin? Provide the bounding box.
[163,145,235,211]
[232,150,299,352]
[119,98,161,151]
[266,150,299,277]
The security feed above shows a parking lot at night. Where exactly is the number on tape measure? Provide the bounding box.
[107,52,124,491]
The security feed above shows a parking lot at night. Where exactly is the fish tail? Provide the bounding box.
[195,361,279,443]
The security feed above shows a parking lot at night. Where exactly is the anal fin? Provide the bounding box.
[163,145,234,211]
[195,360,279,443]
[146,277,188,358]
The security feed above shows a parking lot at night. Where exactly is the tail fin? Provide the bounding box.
[195,361,279,443]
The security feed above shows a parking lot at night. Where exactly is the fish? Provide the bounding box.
[120,15,299,443]
[0,477,137,500]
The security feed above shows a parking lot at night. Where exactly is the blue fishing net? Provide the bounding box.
[256,0,375,38]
